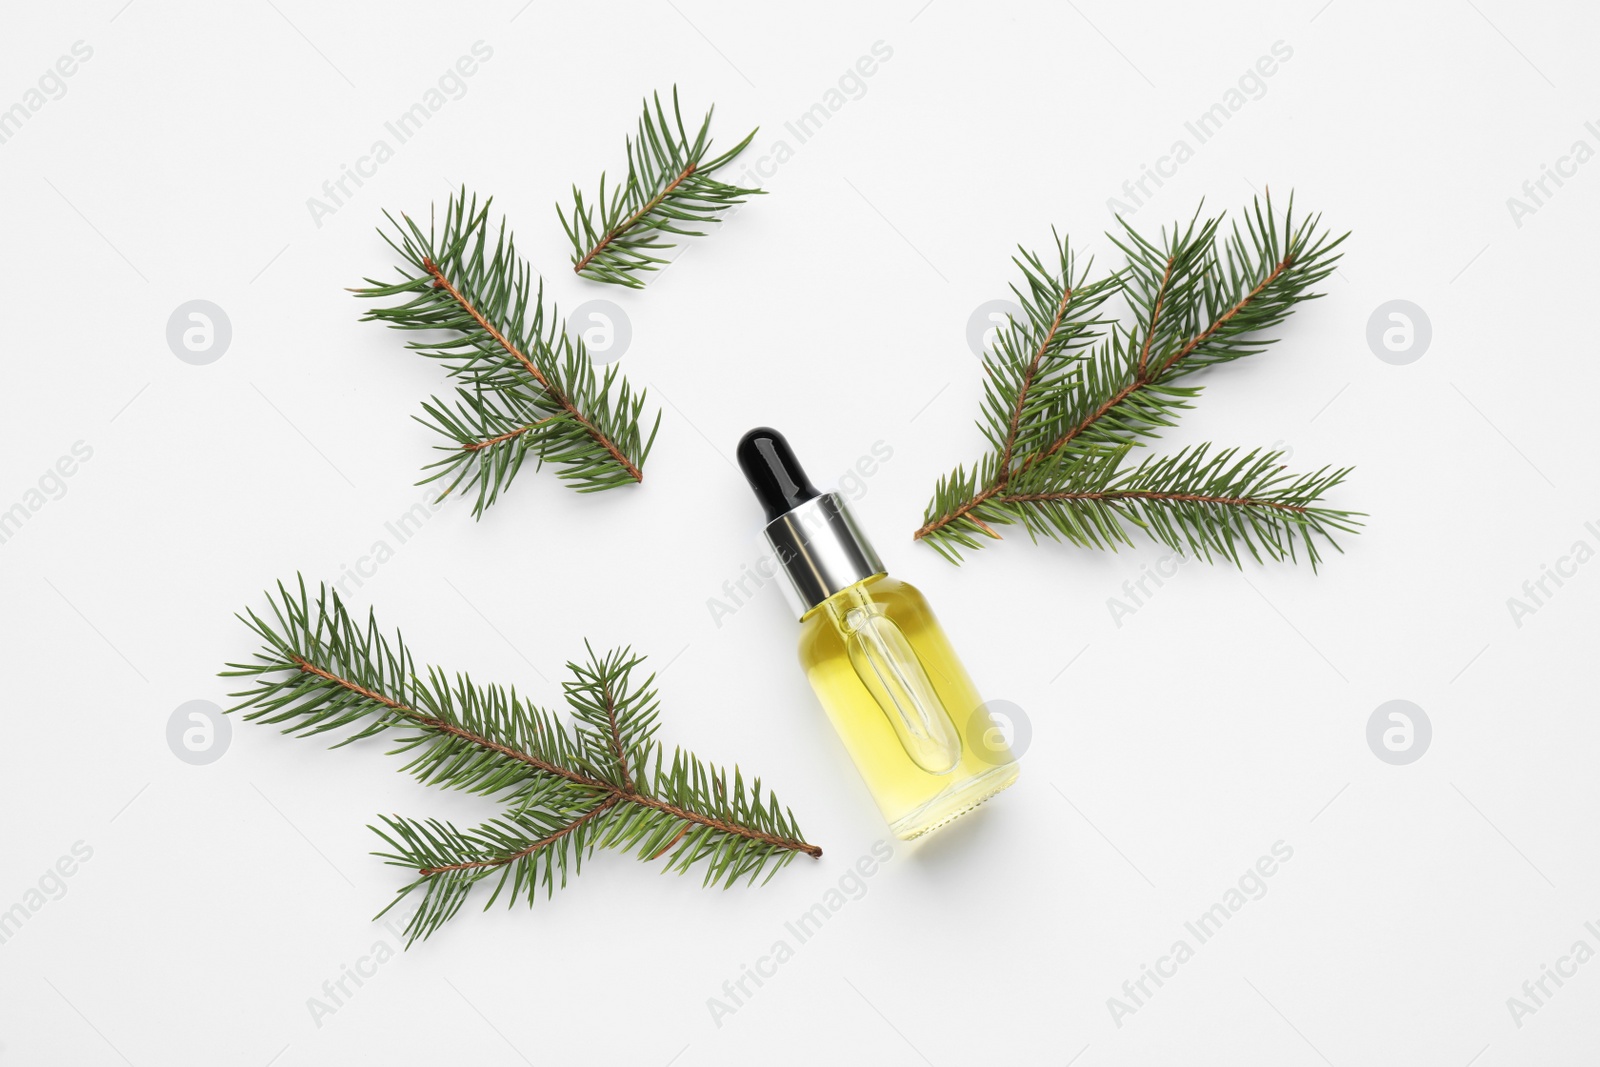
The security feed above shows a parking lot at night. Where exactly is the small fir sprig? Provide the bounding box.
[916,193,1360,568]
[223,578,819,945]
[355,190,659,513]
[559,87,762,288]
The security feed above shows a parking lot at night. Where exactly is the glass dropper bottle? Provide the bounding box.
[737,427,1019,840]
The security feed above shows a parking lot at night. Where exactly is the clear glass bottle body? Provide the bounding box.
[798,574,1019,839]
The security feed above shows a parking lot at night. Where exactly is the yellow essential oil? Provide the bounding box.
[801,575,1019,838]
[737,428,1019,841]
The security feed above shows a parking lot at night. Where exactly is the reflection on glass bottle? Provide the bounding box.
[737,428,1019,840]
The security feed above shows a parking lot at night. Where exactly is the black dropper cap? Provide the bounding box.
[737,427,821,521]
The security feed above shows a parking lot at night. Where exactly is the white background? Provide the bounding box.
[2,1,1596,1064]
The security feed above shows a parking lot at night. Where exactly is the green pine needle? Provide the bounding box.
[916,192,1360,568]
[559,87,762,288]
[222,577,820,945]
[354,190,659,514]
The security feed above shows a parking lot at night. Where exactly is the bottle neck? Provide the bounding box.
[762,493,886,620]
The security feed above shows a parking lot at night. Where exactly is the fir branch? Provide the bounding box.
[939,444,1357,567]
[916,193,1358,567]
[354,190,659,513]
[559,87,762,288]
[222,578,818,945]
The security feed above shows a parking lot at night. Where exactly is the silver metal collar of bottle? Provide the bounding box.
[762,493,886,619]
